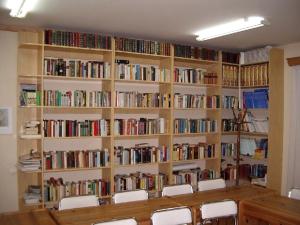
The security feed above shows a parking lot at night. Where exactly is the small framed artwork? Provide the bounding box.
[0,107,12,134]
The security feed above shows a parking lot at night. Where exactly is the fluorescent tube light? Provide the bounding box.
[8,0,37,18]
[196,16,268,41]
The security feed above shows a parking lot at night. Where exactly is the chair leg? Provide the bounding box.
[234,215,238,225]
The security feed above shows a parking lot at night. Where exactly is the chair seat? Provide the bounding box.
[113,189,148,204]
[93,218,137,225]
[59,195,99,210]
[151,206,192,225]
[162,184,193,196]
[198,178,226,192]
[201,200,237,220]
[288,188,300,200]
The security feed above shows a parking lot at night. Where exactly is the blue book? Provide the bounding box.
[253,89,268,108]
[243,91,254,109]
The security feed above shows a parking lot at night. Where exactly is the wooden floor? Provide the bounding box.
[1,185,300,225]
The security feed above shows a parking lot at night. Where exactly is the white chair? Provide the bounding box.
[162,184,193,197]
[151,206,192,225]
[288,188,300,200]
[113,189,148,204]
[58,195,99,210]
[93,218,137,225]
[200,200,237,225]
[198,178,226,192]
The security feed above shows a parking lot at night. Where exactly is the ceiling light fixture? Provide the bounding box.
[195,16,268,41]
[9,0,37,18]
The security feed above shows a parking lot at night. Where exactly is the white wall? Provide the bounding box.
[0,30,18,212]
[281,42,300,195]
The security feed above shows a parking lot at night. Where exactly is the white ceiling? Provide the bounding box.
[0,0,300,51]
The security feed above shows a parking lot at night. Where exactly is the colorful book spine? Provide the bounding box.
[44,57,111,79]
[114,118,167,136]
[43,119,110,137]
[172,143,215,161]
[115,37,170,56]
[114,172,167,192]
[174,94,220,109]
[173,168,217,186]
[115,60,170,82]
[43,90,111,107]
[44,177,110,202]
[222,119,237,132]
[114,145,169,165]
[44,148,109,170]
[222,96,239,109]
[173,118,217,134]
[174,67,217,85]
[44,30,111,49]
[115,91,170,108]
[222,65,239,86]
[174,44,218,61]
[221,143,236,157]
[241,63,268,87]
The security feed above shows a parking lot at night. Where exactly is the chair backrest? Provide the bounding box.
[198,179,226,192]
[113,190,148,204]
[58,195,99,210]
[288,188,300,200]
[151,206,192,225]
[200,200,237,220]
[162,184,193,197]
[93,218,137,225]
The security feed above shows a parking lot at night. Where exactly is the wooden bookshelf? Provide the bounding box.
[17,30,283,210]
[220,48,284,191]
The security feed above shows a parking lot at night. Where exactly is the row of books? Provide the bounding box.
[223,96,239,109]
[174,68,217,85]
[174,44,218,61]
[114,145,169,165]
[44,178,110,202]
[222,119,237,132]
[43,119,110,137]
[222,163,267,180]
[174,94,220,109]
[44,149,110,170]
[44,58,111,78]
[115,37,171,56]
[241,63,268,86]
[114,118,167,136]
[44,30,111,49]
[115,92,170,108]
[243,112,269,133]
[221,143,236,158]
[222,65,239,87]
[114,172,167,192]
[20,84,41,106]
[222,52,240,64]
[173,169,217,187]
[43,90,111,107]
[115,60,170,82]
[174,119,217,134]
[243,89,268,109]
[172,143,216,161]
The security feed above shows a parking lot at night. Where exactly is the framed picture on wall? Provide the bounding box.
[0,107,12,134]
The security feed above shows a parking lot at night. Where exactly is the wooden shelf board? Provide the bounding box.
[44,166,110,173]
[174,56,218,65]
[114,79,170,85]
[173,132,219,137]
[43,76,112,82]
[43,106,111,109]
[241,61,269,66]
[114,133,170,139]
[43,136,111,140]
[221,131,268,137]
[44,44,112,54]
[18,74,43,78]
[172,158,218,163]
[115,50,170,59]
[222,62,240,66]
[19,43,43,49]
[240,85,269,89]
[173,82,220,88]
[222,85,239,89]
[173,108,220,111]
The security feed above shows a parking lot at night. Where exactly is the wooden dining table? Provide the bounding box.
[0,185,292,225]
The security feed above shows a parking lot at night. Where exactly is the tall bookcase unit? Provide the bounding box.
[221,48,284,191]
[17,30,283,210]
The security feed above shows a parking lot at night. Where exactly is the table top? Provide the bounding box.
[51,196,180,225]
[168,184,276,208]
[240,194,300,223]
[0,209,57,225]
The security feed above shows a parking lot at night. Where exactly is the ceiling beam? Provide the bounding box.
[287,57,300,66]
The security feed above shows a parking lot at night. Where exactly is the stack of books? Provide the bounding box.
[21,121,41,139]
[24,185,41,204]
[18,150,41,172]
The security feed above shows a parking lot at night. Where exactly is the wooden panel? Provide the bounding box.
[287,57,300,66]
[267,48,284,192]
